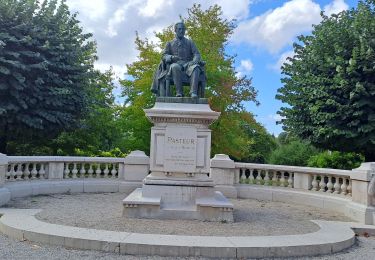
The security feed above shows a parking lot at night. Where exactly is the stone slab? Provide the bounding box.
[0,208,358,258]
[0,188,10,206]
[123,187,233,222]
[83,179,119,193]
[156,97,208,104]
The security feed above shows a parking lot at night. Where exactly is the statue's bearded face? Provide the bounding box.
[175,24,185,39]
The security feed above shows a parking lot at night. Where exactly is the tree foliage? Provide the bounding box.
[0,0,96,153]
[52,69,126,156]
[268,140,319,166]
[121,4,261,159]
[307,151,364,170]
[277,0,375,161]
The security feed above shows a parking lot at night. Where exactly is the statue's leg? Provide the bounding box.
[159,80,165,97]
[170,63,183,97]
[190,67,200,97]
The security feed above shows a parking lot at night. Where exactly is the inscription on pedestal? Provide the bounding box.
[164,126,197,172]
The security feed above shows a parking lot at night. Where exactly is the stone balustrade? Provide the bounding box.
[1,152,374,224]
[6,157,124,181]
[3,151,149,182]
[234,162,352,196]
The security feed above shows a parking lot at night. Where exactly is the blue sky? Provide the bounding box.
[65,0,359,136]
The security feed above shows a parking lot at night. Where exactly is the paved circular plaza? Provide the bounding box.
[7,192,351,236]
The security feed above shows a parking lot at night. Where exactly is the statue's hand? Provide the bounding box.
[189,60,198,66]
[164,55,173,63]
[171,55,179,62]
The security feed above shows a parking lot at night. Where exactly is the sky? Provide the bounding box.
[65,0,359,136]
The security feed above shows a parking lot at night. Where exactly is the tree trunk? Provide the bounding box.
[365,151,375,162]
[0,125,7,154]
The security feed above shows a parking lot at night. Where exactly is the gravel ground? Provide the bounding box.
[6,193,352,236]
[1,192,373,259]
[0,233,374,260]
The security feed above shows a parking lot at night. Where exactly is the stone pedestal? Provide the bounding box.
[123,98,234,222]
[0,153,7,187]
[346,163,375,224]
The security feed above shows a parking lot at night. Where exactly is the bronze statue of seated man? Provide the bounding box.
[151,22,206,98]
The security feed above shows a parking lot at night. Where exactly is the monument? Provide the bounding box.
[123,22,233,222]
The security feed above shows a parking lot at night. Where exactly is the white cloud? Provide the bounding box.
[323,0,348,16]
[66,0,107,19]
[273,50,295,72]
[64,0,251,75]
[267,114,284,122]
[94,63,127,79]
[232,0,322,53]
[106,8,126,37]
[236,59,254,78]
[139,0,173,17]
[215,0,250,20]
[240,59,254,72]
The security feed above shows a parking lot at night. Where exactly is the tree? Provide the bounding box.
[51,69,126,156]
[268,140,319,166]
[239,112,277,163]
[121,4,260,159]
[277,0,375,161]
[0,0,96,153]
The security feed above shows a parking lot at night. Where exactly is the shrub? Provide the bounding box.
[268,140,318,166]
[307,151,364,170]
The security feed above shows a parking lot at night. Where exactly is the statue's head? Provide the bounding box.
[174,22,185,40]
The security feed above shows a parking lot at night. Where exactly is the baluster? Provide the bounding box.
[6,164,11,180]
[347,180,352,196]
[87,164,94,178]
[272,172,278,186]
[23,163,31,180]
[327,176,333,193]
[31,163,38,179]
[234,168,240,184]
[319,176,327,192]
[264,170,270,185]
[341,178,348,195]
[64,163,71,178]
[240,169,246,183]
[279,171,286,187]
[79,163,86,178]
[72,163,78,179]
[10,164,17,181]
[95,164,102,177]
[103,164,109,178]
[249,169,254,184]
[333,177,341,194]
[256,170,262,184]
[15,163,23,180]
[39,163,46,179]
[111,164,117,178]
[287,172,293,188]
[311,175,318,191]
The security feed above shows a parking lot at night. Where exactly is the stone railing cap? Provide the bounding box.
[124,150,150,165]
[0,153,7,164]
[210,154,235,169]
[351,162,375,181]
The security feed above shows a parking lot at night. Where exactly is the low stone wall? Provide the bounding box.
[1,152,375,225]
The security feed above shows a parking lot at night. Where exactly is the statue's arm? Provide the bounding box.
[191,41,201,63]
[162,42,174,64]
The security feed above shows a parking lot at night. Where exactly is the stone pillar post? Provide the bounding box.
[0,153,7,187]
[210,154,237,198]
[47,162,65,179]
[293,172,312,190]
[0,153,10,206]
[119,151,150,194]
[346,162,375,224]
